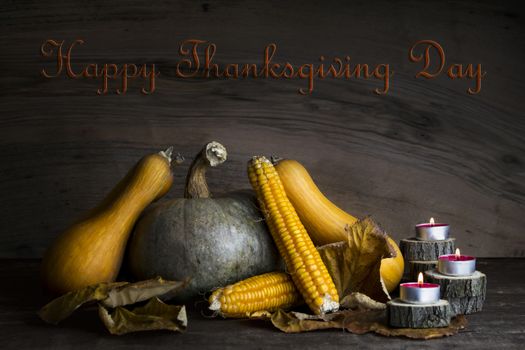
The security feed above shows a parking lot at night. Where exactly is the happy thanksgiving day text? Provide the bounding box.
[40,39,486,95]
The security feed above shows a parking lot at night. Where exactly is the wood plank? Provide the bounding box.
[0,0,524,257]
[0,258,522,349]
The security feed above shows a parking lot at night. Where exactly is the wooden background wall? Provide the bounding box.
[1,0,524,257]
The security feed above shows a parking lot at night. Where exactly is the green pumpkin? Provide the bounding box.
[128,142,281,300]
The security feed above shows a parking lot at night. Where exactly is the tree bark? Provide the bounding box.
[400,238,455,261]
[425,270,486,315]
[388,299,452,328]
[408,260,438,281]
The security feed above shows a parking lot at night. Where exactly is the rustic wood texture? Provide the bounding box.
[0,258,522,349]
[387,299,452,328]
[400,238,456,261]
[1,0,525,258]
[447,296,485,315]
[408,260,438,281]
[426,270,487,315]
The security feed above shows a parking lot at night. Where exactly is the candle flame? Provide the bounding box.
[429,217,435,225]
[455,248,461,257]
[418,272,424,286]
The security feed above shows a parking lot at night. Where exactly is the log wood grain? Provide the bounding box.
[426,270,487,314]
[387,299,452,328]
[425,270,487,298]
[408,261,438,281]
[0,0,524,257]
[400,238,455,261]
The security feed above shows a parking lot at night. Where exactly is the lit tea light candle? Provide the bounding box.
[415,217,450,241]
[438,248,476,276]
[399,272,441,304]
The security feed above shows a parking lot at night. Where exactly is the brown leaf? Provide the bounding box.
[98,297,187,335]
[39,277,187,325]
[38,282,127,325]
[372,315,468,340]
[271,292,385,333]
[271,309,347,333]
[101,277,188,308]
[317,217,394,303]
[339,292,386,311]
[271,307,467,339]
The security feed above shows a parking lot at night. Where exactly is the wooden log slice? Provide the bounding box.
[425,270,487,297]
[399,238,455,261]
[425,269,486,314]
[447,296,485,315]
[387,298,452,328]
[409,260,438,281]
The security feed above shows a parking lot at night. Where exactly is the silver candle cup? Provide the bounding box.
[399,282,441,304]
[415,223,450,241]
[438,255,476,276]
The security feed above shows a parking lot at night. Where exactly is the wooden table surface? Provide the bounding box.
[0,258,523,349]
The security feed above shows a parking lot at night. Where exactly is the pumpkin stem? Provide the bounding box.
[184,141,227,198]
[158,146,185,165]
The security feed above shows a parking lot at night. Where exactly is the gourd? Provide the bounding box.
[41,147,177,295]
[128,142,281,301]
[274,159,404,293]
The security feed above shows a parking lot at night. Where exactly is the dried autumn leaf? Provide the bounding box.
[317,217,394,303]
[271,303,467,339]
[98,297,187,335]
[372,315,468,340]
[101,278,188,308]
[340,292,386,310]
[271,309,348,333]
[38,281,127,324]
[39,277,187,325]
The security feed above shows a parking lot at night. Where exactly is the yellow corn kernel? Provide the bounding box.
[247,156,339,315]
[209,272,303,318]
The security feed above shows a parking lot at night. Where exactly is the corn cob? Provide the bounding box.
[247,156,339,315]
[209,272,303,318]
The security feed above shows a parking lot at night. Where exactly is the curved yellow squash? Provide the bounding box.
[275,159,404,293]
[380,237,404,292]
[41,148,175,295]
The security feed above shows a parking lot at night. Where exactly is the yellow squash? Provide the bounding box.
[274,159,404,293]
[41,148,176,295]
